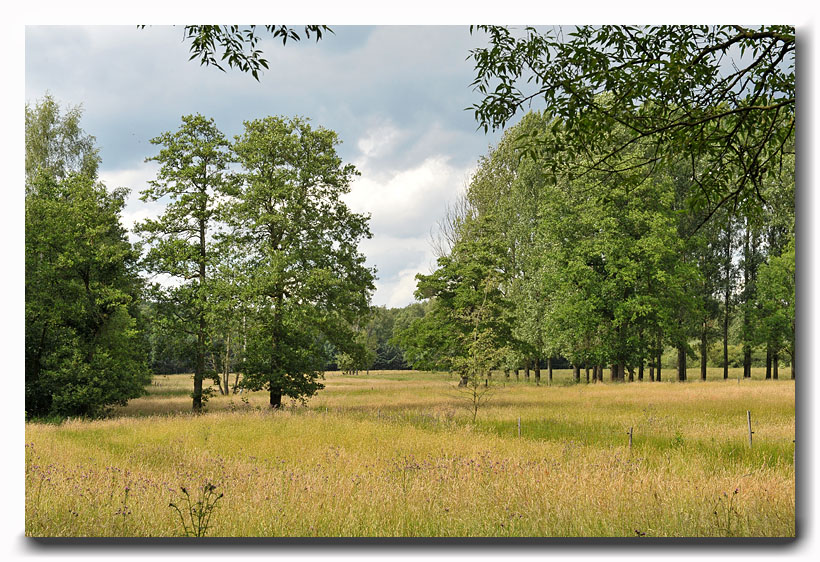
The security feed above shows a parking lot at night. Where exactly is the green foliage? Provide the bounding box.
[469,25,795,225]
[25,93,100,188]
[143,300,197,374]
[229,116,375,405]
[26,173,149,418]
[390,301,435,369]
[755,239,795,362]
[405,214,513,384]
[143,25,332,81]
[25,95,149,418]
[136,114,234,411]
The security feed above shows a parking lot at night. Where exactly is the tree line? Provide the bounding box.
[26,96,374,417]
[24,99,795,421]
[26,25,796,417]
[392,109,794,387]
[386,25,795,389]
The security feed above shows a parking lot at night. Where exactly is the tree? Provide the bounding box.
[26,96,149,417]
[143,299,197,374]
[412,214,512,395]
[361,307,409,371]
[469,25,795,228]
[229,116,375,408]
[466,112,547,382]
[753,149,795,379]
[141,25,332,81]
[25,93,100,188]
[756,239,795,379]
[26,175,150,417]
[390,301,440,370]
[136,114,233,412]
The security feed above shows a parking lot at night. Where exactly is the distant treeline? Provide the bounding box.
[388,111,794,385]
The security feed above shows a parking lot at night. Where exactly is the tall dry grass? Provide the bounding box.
[25,370,794,537]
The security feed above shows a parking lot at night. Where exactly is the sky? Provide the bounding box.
[9,5,820,559]
[24,25,510,308]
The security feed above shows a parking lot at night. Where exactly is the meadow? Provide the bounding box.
[25,368,795,537]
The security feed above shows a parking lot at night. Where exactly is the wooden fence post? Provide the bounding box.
[747,410,753,448]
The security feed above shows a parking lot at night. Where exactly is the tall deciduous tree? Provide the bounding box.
[756,239,795,379]
[230,116,374,408]
[26,96,149,417]
[136,114,233,412]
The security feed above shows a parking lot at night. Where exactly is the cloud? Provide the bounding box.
[98,163,163,241]
[341,118,476,306]
[356,119,405,158]
[26,25,503,309]
[346,154,470,238]
[383,267,428,309]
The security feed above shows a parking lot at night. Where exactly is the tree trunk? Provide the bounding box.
[525,362,530,381]
[638,362,644,382]
[656,350,662,382]
[677,345,687,381]
[627,365,634,383]
[573,364,580,383]
[649,361,655,382]
[534,359,541,386]
[548,357,553,385]
[270,388,282,409]
[585,362,590,384]
[222,332,232,395]
[193,217,207,413]
[722,315,729,379]
[723,215,732,381]
[773,351,779,380]
[514,368,519,381]
[610,364,617,382]
[194,328,205,412]
[617,362,625,382]
[765,346,772,379]
[700,327,708,381]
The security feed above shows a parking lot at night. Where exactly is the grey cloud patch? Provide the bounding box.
[26,25,504,307]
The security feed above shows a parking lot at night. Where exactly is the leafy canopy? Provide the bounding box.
[468,25,795,227]
[230,116,375,404]
[140,25,332,81]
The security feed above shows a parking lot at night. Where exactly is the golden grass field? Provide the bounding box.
[25,368,795,537]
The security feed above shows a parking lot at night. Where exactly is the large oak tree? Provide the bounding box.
[229,116,375,408]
